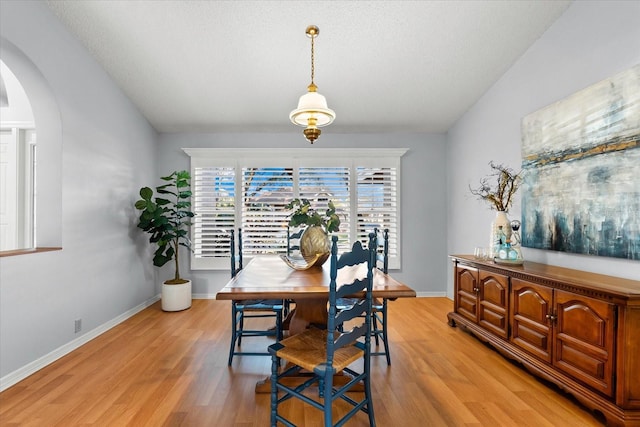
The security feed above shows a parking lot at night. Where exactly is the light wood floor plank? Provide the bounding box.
[0,298,605,426]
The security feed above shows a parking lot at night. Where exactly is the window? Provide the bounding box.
[0,59,36,252]
[185,148,406,270]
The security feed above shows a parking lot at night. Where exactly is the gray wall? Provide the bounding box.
[0,1,158,381]
[157,132,448,297]
[446,0,640,297]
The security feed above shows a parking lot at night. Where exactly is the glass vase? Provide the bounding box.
[489,211,511,259]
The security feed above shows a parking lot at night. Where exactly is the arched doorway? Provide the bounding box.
[0,59,36,251]
[0,37,62,253]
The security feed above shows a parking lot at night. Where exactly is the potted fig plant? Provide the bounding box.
[286,198,340,266]
[135,170,195,311]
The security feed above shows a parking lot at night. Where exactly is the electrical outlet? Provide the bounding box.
[74,319,82,334]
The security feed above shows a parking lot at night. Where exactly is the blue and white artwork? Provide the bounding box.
[521,65,640,260]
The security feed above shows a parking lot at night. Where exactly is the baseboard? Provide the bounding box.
[193,293,217,299]
[0,294,160,392]
[415,292,448,297]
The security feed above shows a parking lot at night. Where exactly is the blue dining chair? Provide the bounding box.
[337,228,392,365]
[268,234,377,427]
[228,228,285,365]
[283,226,304,316]
[286,226,304,256]
[370,228,391,365]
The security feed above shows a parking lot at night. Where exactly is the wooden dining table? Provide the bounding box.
[216,255,416,392]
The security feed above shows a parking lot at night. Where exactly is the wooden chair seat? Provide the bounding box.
[272,327,363,373]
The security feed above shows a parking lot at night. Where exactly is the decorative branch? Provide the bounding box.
[469,161,522,212]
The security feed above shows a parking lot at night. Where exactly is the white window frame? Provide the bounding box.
[184,148,407,270]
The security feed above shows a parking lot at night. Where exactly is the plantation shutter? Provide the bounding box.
[241,167,294,254]
[298,166,351,252]
[185,148,406,270]
[356,166,399,265]
[191,166,235,268]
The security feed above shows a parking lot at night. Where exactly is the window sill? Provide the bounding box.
[0,247,62,257]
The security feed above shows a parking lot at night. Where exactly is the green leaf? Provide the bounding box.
[139,187,153,200]
[156,188,176,196]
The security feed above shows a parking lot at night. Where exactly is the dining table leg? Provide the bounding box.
[286,298,328,335]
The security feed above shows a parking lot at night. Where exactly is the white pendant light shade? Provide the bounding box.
[290,91,336,127]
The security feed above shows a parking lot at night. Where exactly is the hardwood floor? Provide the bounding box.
[0,298,605,426]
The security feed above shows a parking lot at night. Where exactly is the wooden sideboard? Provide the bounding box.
[448,255,640,427]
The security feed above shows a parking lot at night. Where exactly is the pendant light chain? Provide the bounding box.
[310,32,315,86]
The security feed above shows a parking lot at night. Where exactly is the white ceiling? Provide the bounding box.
[45,0,572,134]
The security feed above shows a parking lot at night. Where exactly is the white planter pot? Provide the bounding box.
[161,280,192,311]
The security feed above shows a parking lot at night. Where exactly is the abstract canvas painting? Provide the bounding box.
[521,64,640,260]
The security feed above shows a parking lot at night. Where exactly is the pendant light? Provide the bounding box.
[289,25,336,144]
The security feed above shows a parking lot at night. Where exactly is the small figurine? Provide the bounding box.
[510,220,523,261]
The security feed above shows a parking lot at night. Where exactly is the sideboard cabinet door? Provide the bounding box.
[510,278,553,363]
[478,270,509,339]
[455,265,479,323]
[554,289,616,398]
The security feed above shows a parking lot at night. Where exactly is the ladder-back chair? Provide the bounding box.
[228,228,284,365]
[268,234,377,427]
[337,228,392,365]
[284,226,305,316]
[370,228,391,365]
[286,226,304,255]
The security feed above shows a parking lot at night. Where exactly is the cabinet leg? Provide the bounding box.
[447,312,457,327]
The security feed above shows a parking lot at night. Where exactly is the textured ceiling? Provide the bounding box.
[45,0,572,134]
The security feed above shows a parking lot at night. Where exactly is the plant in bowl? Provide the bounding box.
[286,198,340,267]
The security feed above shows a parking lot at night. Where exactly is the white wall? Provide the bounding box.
[446,0,640,297]
[157,132,448,297]
[0,1,159,383]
